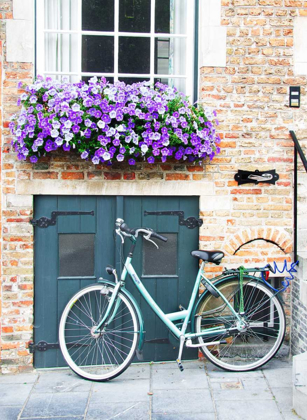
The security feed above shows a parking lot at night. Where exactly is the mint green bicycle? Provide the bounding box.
[59,218,286,381]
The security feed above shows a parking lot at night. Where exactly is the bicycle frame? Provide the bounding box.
[96,252,243,343]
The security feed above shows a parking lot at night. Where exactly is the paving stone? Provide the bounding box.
[0,383,34,406]
[152,413,215,420]
[152,360,205,370]
[33,370,92,393]
[116,363,150,381]
[0,373,38,384]
[86,401,150,420]
[282,409,303,420]
[152,389,214,414]
[263,358,292,370]
[91,379,150,403]
[215,399,283,420]
[21,392,88,418]
[263,367,293,388]
[22,418,84,420]
[211,377,272,401]
[0,406,23,420]
[152,364,209,390]
[271,387,294,412]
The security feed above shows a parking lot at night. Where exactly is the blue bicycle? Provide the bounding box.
[59,218,286,381]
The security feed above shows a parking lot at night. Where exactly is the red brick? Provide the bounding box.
[33,172,58,179]
[231,189,262,195]
[2,327,13,333]
[187,166,204,172]
[123,173,135,180]
[165,174,191,181]
[104,172,122,180]
[61,172,84,180]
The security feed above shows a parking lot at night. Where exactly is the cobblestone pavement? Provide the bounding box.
[0,358,300,420]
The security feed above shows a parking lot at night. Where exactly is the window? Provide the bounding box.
[59,233,95,277]
[36,0,197,99]
[142,233,177,276]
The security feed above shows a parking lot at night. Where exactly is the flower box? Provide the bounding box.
[10,76,221,166]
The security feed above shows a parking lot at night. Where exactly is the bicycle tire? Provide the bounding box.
[194,276,286,372]
[59,283,139,381]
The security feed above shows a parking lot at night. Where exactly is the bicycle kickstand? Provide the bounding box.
[176,336,185,372]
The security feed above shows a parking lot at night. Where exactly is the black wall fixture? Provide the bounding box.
[144,210,203,229]
[234,169,279,186]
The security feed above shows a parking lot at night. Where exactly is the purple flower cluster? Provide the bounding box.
[10,76,221,165]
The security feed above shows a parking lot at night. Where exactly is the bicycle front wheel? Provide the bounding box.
[59,284,139,381]
[194,277,286,372]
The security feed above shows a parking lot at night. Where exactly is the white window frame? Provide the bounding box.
[35,0,196,100]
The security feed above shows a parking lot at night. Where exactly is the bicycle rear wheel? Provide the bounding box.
[194,277,285,372]
[59,284,139,381]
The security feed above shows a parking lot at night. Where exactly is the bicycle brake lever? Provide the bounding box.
[115,228,125,244]
[144,233,159,249]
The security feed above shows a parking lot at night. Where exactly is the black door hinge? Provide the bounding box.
[29,340,90,353]
[30,211,94,228]
[144,211,203,229]
[29,341,59,353]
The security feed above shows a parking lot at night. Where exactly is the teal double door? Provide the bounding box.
[34,195,199,368]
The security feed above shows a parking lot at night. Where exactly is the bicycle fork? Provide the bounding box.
[94,281,121,333]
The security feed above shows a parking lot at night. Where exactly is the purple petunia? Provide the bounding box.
[10,77,220,165]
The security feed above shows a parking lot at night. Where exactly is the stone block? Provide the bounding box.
[6,20,34,63]
[200,195,231,211]
[13,0,34,20]
[6,194,33,208]
[293,351,307,420]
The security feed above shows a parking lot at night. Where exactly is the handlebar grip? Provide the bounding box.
[151,232,168,242]
[120,223,136,235]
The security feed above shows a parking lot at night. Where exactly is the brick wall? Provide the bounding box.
[1,0,307,372]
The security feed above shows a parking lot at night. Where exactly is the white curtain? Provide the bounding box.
[44,0,79,81]
[159,0,187,93]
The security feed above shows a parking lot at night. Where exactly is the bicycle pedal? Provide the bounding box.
[176,359,184,372]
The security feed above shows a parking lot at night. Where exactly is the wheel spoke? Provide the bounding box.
[59,285,139,381]
[196,278,285,371]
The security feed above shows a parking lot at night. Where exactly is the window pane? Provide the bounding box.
[82,36,114,73]
[82,76,114,84]
[143,233,177,276]
[59,234,95,277]
[155,38,186,75]
[155,0,188,35]
[45,34,78,73]
[82,0,114,32]
[46,74,80,83]
[119,37,150,74]
[45,0,78,31]
[119,77,150,85]
[119,0,150,33]
[154,77,186,93]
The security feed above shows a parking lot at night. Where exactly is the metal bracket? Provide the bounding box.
[144,211,203,229]
[29,340,89,353]
[30,211,94,228]
[29,341,59,353]
[234,169,279,185]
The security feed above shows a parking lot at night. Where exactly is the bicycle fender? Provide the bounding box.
[190,274,283,334]
[97,278,145,358]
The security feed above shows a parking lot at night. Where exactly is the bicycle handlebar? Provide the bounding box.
[117,220,168,243]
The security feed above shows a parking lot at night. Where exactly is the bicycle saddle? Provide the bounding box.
[191,250,224,265]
